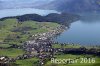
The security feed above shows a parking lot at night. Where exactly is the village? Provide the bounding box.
[0,24,65,66]
[0,24,100,66]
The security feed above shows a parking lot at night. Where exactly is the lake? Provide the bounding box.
[54,15,100,46]
[0,8,60,18]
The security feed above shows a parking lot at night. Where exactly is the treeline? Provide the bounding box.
[0,13,80,26]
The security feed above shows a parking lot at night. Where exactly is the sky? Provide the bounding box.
[0,0,54,9]
[0,0,54,2]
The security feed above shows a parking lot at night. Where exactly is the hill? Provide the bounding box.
[0,13,80,26]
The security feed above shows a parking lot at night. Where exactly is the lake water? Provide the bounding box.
[0,8,60,18]
[54,15,100,46]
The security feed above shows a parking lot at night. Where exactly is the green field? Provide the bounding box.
[0,44,11,48]
[15,57,39,66]
[0,48,25,58]
[52,44,81,48]
[45,54,100,66]
[14,54,100,66]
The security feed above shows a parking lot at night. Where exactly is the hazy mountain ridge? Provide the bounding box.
[41,0,100,13]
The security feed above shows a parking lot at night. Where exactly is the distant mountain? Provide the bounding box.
[42,0,100,13]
